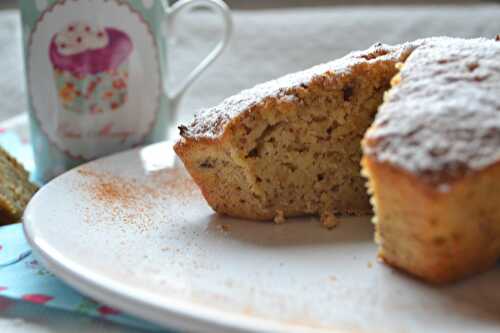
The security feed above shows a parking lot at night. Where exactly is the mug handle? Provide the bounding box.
[164,0,232,108]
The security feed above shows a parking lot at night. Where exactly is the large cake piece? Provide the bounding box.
[175,37,500,283]
[362,37,500,283]
[175,42,417,220]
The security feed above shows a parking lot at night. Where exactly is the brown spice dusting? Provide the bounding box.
[93,180,137,206]
[77,166,163,231]
[149,168,197,193]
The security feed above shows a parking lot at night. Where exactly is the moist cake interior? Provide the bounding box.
[224,55,404,218]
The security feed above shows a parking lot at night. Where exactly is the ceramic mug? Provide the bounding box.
[19,0,232,182]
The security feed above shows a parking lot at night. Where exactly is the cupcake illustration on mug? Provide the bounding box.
[49,22,133,114]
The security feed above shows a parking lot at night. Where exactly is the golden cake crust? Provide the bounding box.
[362,156,500,284]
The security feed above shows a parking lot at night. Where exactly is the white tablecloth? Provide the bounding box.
[1,4,499,332]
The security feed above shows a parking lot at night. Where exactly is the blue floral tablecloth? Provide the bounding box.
[0,114,166,332]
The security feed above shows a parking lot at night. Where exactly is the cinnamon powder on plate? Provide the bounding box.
[76,167,161,230]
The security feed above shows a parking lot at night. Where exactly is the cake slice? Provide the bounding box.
[0,146,38,224]
[175,42,417,221]
[362,37,500,283]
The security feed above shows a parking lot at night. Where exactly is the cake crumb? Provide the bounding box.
[496,35,500,41]
[367,261,373,268]
[329,275,337,282]
[321,212,340,230]
[274,210,285,224]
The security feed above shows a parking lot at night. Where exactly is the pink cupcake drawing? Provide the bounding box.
[49,22,133,114]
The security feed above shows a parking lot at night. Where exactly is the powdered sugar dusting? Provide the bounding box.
[179,36,500,185]
[364,37,500,185]
[179,42,416,140]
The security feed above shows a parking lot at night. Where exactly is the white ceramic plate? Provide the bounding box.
[24,141,500,333]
